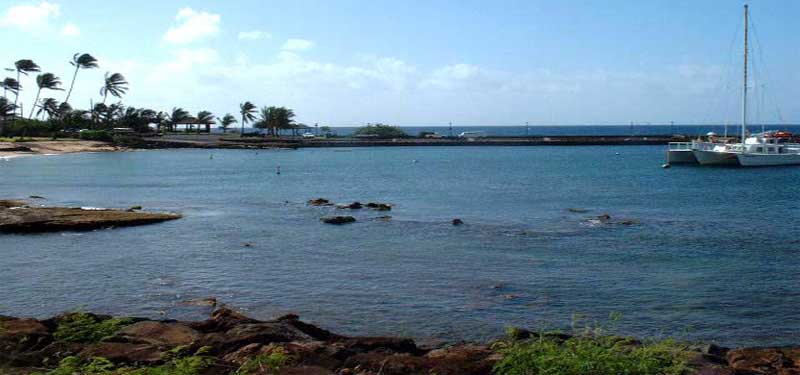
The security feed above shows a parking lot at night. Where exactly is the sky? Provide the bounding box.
[1,0,799,126]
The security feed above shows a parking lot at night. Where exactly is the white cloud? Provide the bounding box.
[163,7,220,44]
[281,38,315,51]
[0,1,60,31]
[60,22,79,37]
[238,30,270,40]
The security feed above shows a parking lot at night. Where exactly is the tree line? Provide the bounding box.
[0,54,303,138]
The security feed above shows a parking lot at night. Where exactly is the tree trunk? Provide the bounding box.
[13,71,20,117]
[28,88,41,119]
[64,66,79,105]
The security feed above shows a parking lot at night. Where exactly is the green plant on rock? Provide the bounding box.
[235,347,294,374]
[493,336,693,375]
[53,312,134,343]
[34,356,114,375]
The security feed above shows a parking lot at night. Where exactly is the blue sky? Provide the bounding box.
[2,0,799,126]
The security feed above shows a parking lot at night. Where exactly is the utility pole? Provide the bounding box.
[448,122,453,138]
[525,121,529,137]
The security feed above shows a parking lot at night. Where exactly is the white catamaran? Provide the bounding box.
[689,5,800,167]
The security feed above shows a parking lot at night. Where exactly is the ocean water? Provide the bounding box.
[1,146,799,347]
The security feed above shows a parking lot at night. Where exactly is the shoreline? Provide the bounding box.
[0,140,127,159]
[0,135,683,158]
[1,306,793,374]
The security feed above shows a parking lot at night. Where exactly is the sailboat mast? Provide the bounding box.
[741,4,749,147]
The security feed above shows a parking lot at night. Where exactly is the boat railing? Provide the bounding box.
[668,142,693,150]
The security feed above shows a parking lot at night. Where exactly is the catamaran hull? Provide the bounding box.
[737,153,800,166]
[691,150,740,165]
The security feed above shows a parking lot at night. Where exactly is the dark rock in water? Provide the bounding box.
[28,195,46,200]
[348,202,363,209]
[127,205,143,211]
[452,218,464,226]
[321,216,356,225]
[366,202,392,211]
[242,242,254,247]
[0,203,181,233]
[374,215,392,221]
[620,220,639,226]
[597,214,611,221]
[568,208,590,213]
[308,198,332,206]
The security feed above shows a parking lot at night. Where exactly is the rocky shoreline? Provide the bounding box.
[0,306,797,374]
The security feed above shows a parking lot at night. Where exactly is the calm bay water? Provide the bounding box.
[2,146,799,347]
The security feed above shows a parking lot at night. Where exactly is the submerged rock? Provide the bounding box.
[336,202,363,209]
[366,202,392,211]
[567,208,590,213]
[308,198,333,206]
[0,202,181,233]
[321,216,356,225]
[452,219,464,226]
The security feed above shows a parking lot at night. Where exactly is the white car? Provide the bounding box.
[302,133,316,139]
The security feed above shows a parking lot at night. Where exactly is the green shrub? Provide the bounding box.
[0,119,53,137]
[53,312,133,343]
[34,356,114,375]
[493,336,692,375]
[353,123,407,138]
[235,347,293,374]
[79,130,113,142]
[35,347,215,375]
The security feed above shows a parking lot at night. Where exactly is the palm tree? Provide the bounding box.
[0,97,16,123]
[29,73,63,119]
[239,101,257,136]
[1,78,20,98]
[257,106,275,136]
[217,114,237,133]
[57,102,73,119]
[64,53,99,105]
[12,59,40,115]
[169,107,189,132]
[100,72,128,104]
[194,110,214,133]
[36,98,59,120]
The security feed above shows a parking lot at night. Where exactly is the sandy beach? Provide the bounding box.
[0,140,123,159]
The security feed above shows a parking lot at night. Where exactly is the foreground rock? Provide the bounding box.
[0,200,181,233]
[0,307,796,374]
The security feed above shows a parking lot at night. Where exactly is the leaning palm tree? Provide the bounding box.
[12,59,40,114]
[239,101,257,136]
[29,73,63,119]
[64,53,99,105]
[36,98,59,120]
[2,78,20,98]
[217,114,237,133]
[197,110,214,123]
[100,72,128,104]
